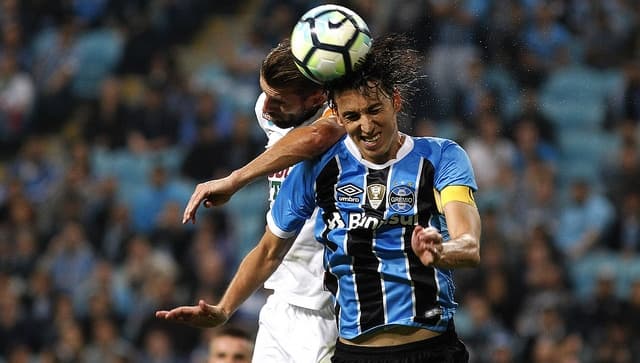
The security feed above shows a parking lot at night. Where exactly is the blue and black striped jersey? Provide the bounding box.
[267,134,478,339]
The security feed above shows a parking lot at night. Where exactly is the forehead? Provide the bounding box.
[211,336,251,352]
[259,75,297,100]
[334,87,389,110]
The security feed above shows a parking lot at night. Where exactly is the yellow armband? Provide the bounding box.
[433,185,476,213]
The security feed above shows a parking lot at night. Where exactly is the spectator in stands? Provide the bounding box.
[83,317,134,363]
[127,80,179,152]
[625,279,640,350]
[605,138,640,207]
[0,288,38,357]
[575,267,625,344]
[52,320,86,362]
[464,112,516,197]
[461,292,514,363]
[553,178,615,260]
[510,117,558,177]
[514,161,559,238]
[137,328,179,363]
[30,17,78,133]
[1,20,30,70]
[45,220,95,296]
[84,77,130,150]
[426,0,490,118]
[0,50,35,151]
[608,191,640,254]
[208,326,254,363]
[623,62,640,121]
[127,165,190,233]
[518,1,572,86]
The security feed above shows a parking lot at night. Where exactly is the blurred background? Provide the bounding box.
[0,0,639,362]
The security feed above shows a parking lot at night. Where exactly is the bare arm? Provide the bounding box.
[217,227,295,316]
[411,201,481,268]
[182,116,344,223]
[436,201,481,268]
[156,226,295,327]
[234,115,344,187]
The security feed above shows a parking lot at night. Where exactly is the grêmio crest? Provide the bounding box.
[388,185,415,213]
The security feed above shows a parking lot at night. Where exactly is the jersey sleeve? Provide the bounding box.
[434,140,478,192]
[267,161,317,238]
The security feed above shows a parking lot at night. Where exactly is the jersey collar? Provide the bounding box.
[343,132,414,170]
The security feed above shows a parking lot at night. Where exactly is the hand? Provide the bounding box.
[183,176,240,224]
[411,225,443,266]
[155,300,229,328]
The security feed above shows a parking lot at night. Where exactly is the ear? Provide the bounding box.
[393,92,402,112]
[334,112,346,127]
[308,90,326,107]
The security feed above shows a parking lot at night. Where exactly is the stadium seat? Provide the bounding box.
[71,28,123,99]
[539,65,609,131]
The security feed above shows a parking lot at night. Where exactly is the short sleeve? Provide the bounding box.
[434,140,478,192]
[267,161,317,238]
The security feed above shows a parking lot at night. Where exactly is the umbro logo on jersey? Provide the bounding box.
[336,183,363,203]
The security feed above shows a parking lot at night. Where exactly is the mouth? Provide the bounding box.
[360,134,381,149]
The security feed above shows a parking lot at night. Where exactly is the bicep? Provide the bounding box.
[442,200,481,241]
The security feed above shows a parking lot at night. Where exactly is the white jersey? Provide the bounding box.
[255,93,333,310]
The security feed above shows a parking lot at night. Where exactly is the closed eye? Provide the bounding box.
[342,112,360,122]
[368,107,382,115]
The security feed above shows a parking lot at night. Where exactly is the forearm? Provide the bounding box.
[434,233,480,269]
[231,117,344,187]
[217,231,293,317]
[217,245,281,316]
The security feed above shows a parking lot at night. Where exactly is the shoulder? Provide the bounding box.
[412,136,465,156]
[297,135,348,175]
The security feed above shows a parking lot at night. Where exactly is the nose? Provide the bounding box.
[263,97,278,114]
[359,115,375,133]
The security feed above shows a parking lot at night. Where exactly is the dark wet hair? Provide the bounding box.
[325,34,422,113]
[261,38,322,95]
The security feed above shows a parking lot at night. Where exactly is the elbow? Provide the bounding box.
[305,131,329,158]
[305,122,344,157]
[467,239,481,267]
[467,238,481,267]
[468,250,481,267]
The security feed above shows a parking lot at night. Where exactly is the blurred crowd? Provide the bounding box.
[1,0,640,362]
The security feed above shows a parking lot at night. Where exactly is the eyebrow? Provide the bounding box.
[341,102,383,115]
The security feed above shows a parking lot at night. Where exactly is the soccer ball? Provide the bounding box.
[290,4,372,84]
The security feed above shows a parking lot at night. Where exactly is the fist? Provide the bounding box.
[411,225,443,266]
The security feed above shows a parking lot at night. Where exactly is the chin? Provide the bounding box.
[273,119,304,129]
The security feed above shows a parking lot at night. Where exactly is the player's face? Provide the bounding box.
[208,336,252,363]
[334,86,402,164]
[259,75,322,128]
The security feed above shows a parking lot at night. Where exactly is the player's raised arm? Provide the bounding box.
[182,116,344,224]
